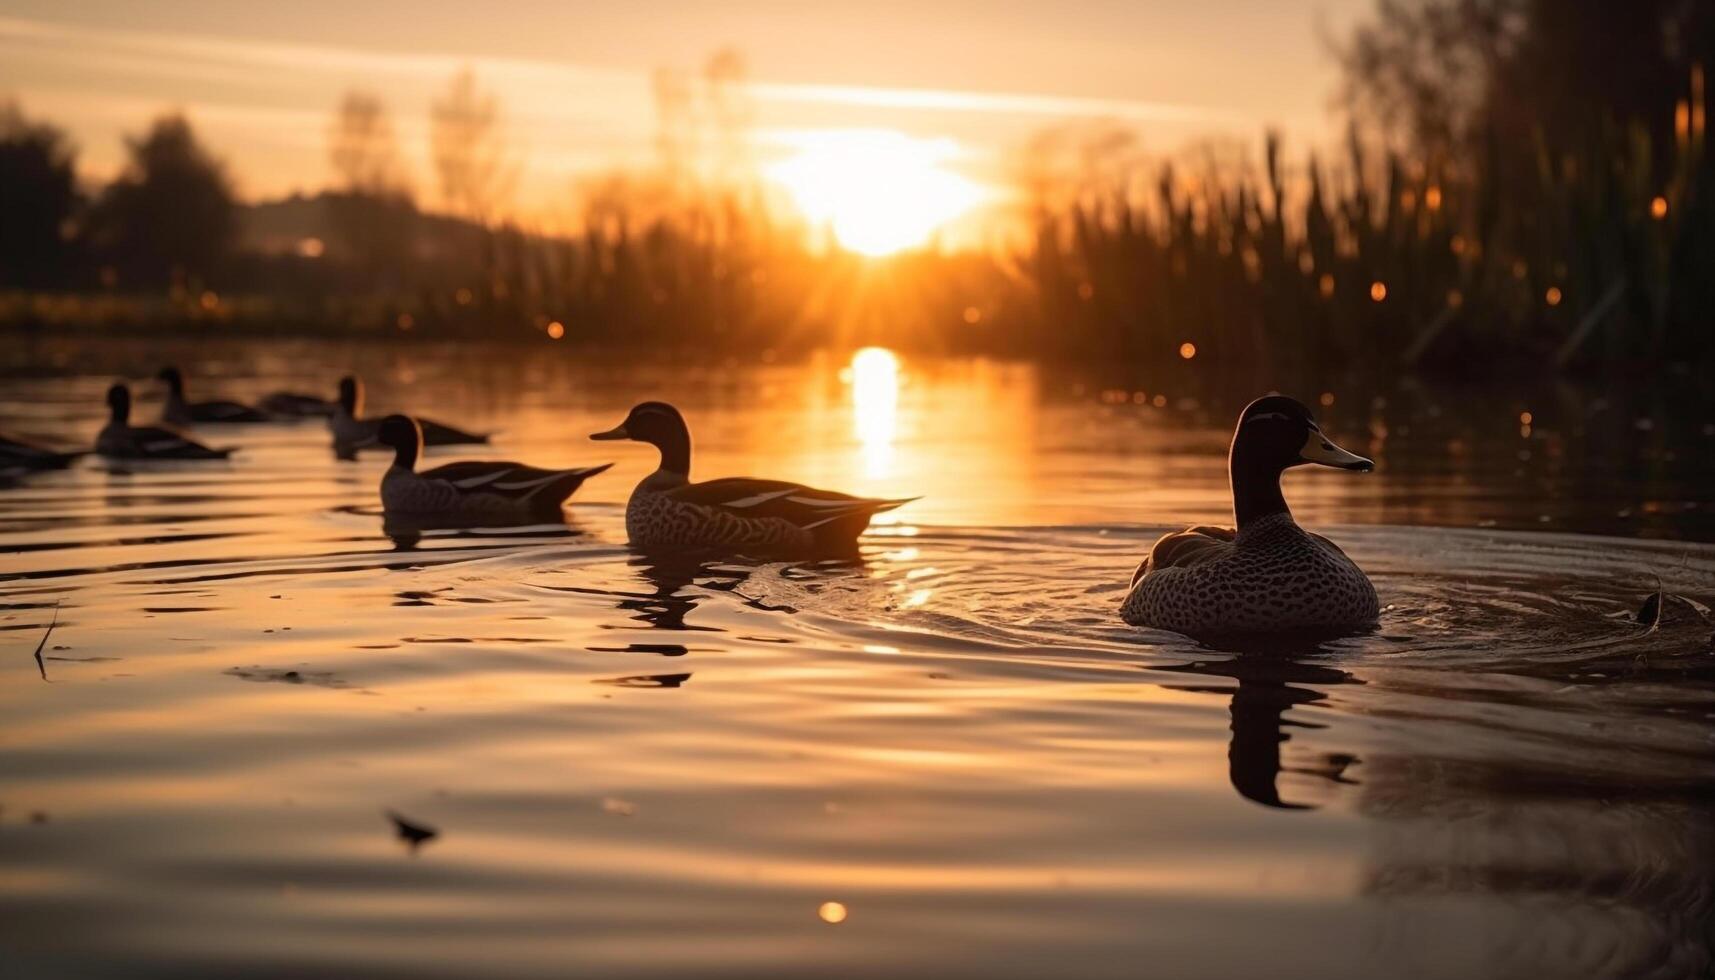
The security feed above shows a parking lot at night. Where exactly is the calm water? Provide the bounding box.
[3,338,1714,979]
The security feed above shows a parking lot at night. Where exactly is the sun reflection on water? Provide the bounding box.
[848,347,900,479]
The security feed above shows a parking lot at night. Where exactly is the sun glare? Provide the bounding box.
[848,346,901,477]
[767,130,988,256]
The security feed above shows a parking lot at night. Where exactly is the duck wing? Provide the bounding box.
[1133,525,1236,585]
[419,460,612,502]
[418,418,490,445]
[190,400,271,423]
[669,478,917,531]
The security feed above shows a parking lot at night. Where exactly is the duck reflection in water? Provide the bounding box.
[1158,643,1360,810]
[381,514,586,552]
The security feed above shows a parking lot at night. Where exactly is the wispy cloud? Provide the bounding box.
[752,81,1242,126]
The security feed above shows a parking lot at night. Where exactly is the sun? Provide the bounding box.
[766,129,988,256]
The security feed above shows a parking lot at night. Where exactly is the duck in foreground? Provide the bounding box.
[0,433,85,477]
[591,401,917,555]
[157,367,271,424]
[377,415,610,521]
[96,384,234,460]
[1121,395,1379,638]
[332,376,489,458]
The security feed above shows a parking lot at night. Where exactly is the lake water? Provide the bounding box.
[2,338,1713,979]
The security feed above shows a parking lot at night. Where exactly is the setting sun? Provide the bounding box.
[767,129,988,256]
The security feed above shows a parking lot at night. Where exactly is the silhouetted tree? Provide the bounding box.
[430,69,514,225]
[0,100,78,287]
[330,91,411,197]
[86,114,236,287]
[1340,0,1713,172]
[327,91,417,282]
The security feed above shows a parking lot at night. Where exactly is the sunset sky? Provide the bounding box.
[0,0,1369,227]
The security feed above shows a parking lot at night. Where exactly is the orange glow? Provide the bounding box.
[1319,392,1335,407]
[1178,342,1197,360]
[849,347,900,478]
[767,130,987,256]
[1369,281,1386,302]
[1651,196,1669,219]
[1318,273,1335,297]
[1544,287,1562,307]
[818,902,848,923]
[1519,411,1533,425]
[1425,186,1443,210]
[546,321,565,339]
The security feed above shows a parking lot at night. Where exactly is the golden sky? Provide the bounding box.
[0,0,1369,225]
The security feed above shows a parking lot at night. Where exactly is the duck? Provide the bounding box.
[259,390,335,417]
[1120,395,1379,637]
[331,375,489,458]
[157,366,271,424]
[376,414,610,521]
[590,401,916,555]
[0,433,85,478]
[96,384,234,460]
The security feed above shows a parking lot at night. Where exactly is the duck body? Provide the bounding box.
[593,402,914,555]
[158,367,271,424]
[0,433,85,476]
[377,415,608,522]
[625,472,910,553]
[96,384,234,460]
[1120,395,1378,638]
[1121,514,1377,635]
[331,376,488,457]
[260,391,335,417]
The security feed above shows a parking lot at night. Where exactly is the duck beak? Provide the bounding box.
[589,424,629,441]
[1299,429,1374,471]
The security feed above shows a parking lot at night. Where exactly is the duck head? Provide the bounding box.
[156,366,185,399]
[1229,395,1372,527]
[590,402,690,476]
[376,414,422,471]
[337,376,363,417]
[106,383,131,424]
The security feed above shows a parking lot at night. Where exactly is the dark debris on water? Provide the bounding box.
[386,810,438,853]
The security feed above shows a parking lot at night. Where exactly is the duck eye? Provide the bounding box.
[1321,441,1335,451]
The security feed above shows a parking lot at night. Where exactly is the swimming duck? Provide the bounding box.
[331,375,489,458]
[157,367,271,424]
[96,384,234,460]
[1121,395,1378,637]
[590,401,916,554]
[259,390,335,417]
[0,433,85,477]
[376,414,610,521]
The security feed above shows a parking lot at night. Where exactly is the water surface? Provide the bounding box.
[2,339,1713,979]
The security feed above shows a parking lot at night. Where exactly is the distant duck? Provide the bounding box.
[0,432,84,477]
[96,384,234,460]
[590,401,916,554]
[377,414,610,521]
[157,366,271,424]
[1121,395,1378,637]
[331,375,488,458]
[259,391,335,417]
